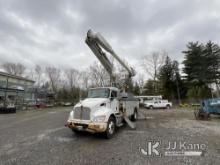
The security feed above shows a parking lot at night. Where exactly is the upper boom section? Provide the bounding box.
[85,29,136,80]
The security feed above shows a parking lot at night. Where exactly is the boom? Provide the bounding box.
[85,29,135,86]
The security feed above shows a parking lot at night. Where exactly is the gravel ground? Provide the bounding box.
[0,107,220,165]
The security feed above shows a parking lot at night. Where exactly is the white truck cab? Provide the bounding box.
[66,87,139,138]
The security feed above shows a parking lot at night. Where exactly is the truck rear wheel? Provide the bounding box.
[149,105,153,109]
[104,116,115,139]
[166,105,170,109]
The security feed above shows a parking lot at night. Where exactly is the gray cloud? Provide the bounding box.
[0,0,220,78]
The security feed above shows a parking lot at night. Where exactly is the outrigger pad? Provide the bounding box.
[123,116,136,129]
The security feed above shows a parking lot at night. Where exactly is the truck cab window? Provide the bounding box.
[111,91,117,98]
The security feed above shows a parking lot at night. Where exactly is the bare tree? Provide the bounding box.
[136,73,145,94]
[34,65,43,87]
[142,51,166,92]
[89,61,110,87]
[25,68,34,80]
[2,62,26,76]
[65,68,80,89]
[45,67,61,93]
[80,70,90,90]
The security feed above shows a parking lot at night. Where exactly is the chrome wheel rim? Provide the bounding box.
[108,121,115,134]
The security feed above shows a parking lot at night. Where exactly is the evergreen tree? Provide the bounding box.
[133,82,140,95]
[143,79,156,95]
[182,42,205,86]
[182,41,220,99]
[158,56,175,99]
[158,56,185,101]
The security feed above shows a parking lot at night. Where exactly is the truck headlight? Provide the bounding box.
[93,115,106,122]
[68,111,74,120]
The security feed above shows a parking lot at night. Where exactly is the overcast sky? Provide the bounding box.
[0,0,220,76]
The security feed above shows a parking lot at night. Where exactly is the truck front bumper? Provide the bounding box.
[65,120,107,133]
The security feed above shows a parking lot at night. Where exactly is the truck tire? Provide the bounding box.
[194,109,210,120]
[72,129,82,135]
[166,105,170,109]
[131,109,138,121]
[104,116,116,139]
[149,105,153,109]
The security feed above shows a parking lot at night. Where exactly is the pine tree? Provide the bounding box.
[182,41,220,99]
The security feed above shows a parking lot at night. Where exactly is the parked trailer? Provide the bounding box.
[194,98,220,120]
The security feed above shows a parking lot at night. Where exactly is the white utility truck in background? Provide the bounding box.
[66,30,139,138]
[144,100,172,109]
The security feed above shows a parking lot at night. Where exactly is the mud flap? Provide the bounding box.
[123,116,136,129]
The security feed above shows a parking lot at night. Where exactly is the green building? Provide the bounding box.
[0,71,35,110]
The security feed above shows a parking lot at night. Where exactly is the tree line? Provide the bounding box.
[0,61,110,102]
[141,41,220,103]
[1,40,220,103]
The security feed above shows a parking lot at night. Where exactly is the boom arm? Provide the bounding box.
[85,29,135,85]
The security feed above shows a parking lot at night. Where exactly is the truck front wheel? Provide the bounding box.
[72,129,82,135]
[104,116,116,139]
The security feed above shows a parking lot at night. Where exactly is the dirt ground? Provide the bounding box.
[0,107,220,165]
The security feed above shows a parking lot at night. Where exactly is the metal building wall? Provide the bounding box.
[0,73,35,110]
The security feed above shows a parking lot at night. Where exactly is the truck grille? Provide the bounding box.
[74,107,91,120]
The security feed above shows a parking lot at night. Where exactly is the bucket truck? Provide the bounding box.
[65,30,139,138]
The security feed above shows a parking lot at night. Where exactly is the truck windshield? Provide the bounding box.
[87,88,110,98]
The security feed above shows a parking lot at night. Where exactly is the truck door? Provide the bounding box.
[110,90,119,113]
[154,101,160,108]
[158,100,162,108]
